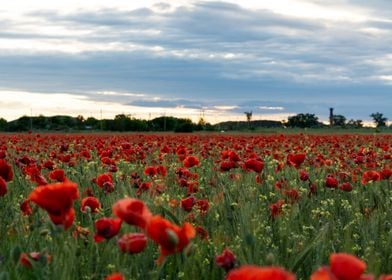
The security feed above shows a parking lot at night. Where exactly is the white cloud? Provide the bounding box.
[224,0,370,22]
[95,91,145,97]
[379,75,392,81]
[259,106,285,110]
[0,90,292,124]
[214,106,239,111]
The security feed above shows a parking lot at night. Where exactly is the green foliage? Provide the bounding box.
[2,115,211,132]
[287,113,321,128]
[0,118,7,131]
[346,119,363,128]
[370,112,387,128]
[174,119,194,132]
[332,114,346,127]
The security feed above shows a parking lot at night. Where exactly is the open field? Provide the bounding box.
[0,132,391,279]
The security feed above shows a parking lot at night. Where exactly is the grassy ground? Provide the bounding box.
[0,132,391,279]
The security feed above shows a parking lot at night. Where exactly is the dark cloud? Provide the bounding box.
[0,1,391,121]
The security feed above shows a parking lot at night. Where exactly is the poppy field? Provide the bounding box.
[0,132,392,280]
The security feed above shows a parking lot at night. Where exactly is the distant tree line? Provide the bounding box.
[0,111,389,132]
[284,112,389,129]
[0,114,216,132]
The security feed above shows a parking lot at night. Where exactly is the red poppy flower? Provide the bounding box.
[25,166,48,185]
[244,159,264,173]
[112,198,152,229]
[330,253,366,280]
[220,160,236,172]
[180,196,195,212]
[270,200,285,218]
[43,160,55,170]
[96,173,113,188]
[0,159,13,181]
[146,215,196,264]
[19,252,52,268]
[136,181,152,195]
[160,144,171,153]
[118,233,147,254]
[227,265,296,280]
[81,196,101,213]
[156,165,167,177]
[325,176,339,188]
[105,273,125,280]
[94,217,122,243]
[195,226,209,240]
[361,170,381,185]
[287,153,306,169]
[309,183,317,196]
[20,199,33,216]
[339,182,353,192]
[310,266,336,280]
[215,248,236,271]
[19,252,34,268]
[49,169,66,182]
[183,156,200,168]
[285,189,300,203]
[103,181,115,194]
[101,156,113,165]
[229,151,241,162]
[144,166,157,177]
[0,176,7,196]
[195,199,210,213]
[28,180,79,229]
[176,146,187,161]
[299,170,309,181]
[380,169,392,180]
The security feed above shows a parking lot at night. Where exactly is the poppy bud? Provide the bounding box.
[166,228,179,246]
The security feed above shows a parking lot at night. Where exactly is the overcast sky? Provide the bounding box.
[0,0,391,124]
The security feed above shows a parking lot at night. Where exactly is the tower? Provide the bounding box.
[329,108,334,127]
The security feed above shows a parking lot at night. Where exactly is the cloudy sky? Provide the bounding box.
[0,0,391,124]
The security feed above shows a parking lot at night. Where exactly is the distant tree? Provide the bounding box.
[370,112,387,127]
[198,117,206,127]
[7,116,31,131]
[35,114,48,129]
[346,119,363,128]
[76,115,85,130]
[112,114,148,131]
[287,113,320,128]
[0,118,7,131]
[113,114,129,131]
[85,117,99,129]
[332,115,346,127]
[174,118,194,132]
[195,117,206,131]
[149,116,177,131]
